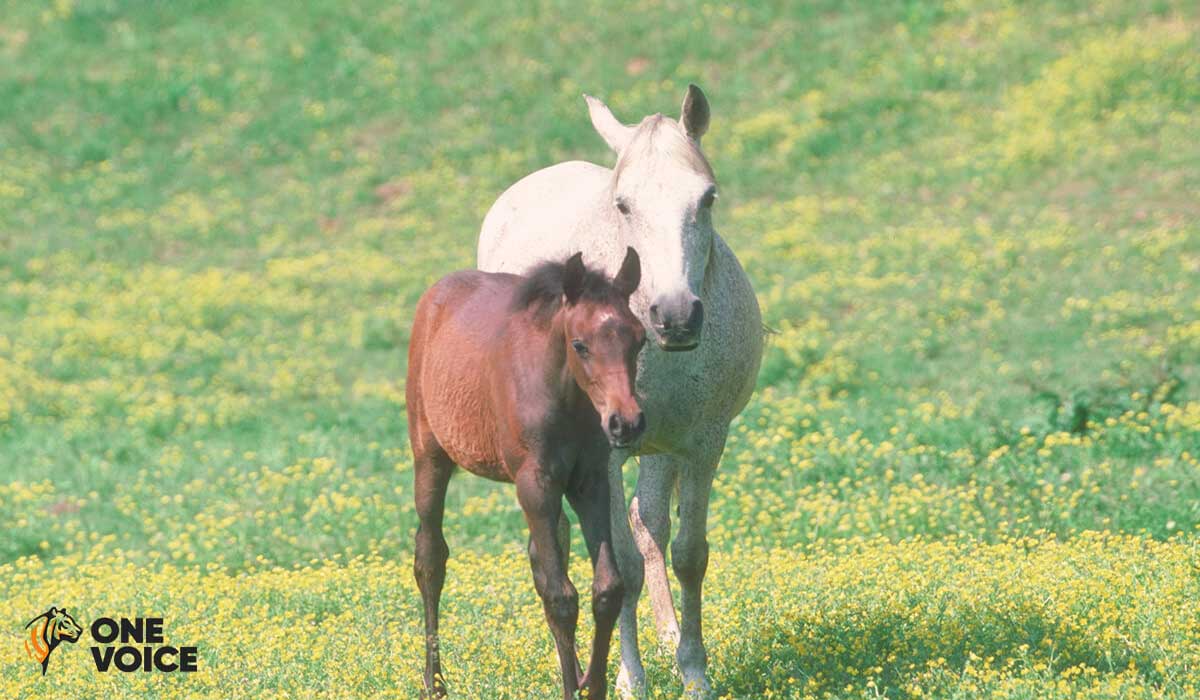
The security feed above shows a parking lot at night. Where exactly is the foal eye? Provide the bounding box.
[572,340,589,357]
[699,187,717,209]
[614,198,631,215]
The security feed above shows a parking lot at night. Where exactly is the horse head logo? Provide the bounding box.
[25,606,83,675]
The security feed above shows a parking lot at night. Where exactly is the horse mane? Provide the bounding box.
[613,114,714,185]
[512,258,618,324]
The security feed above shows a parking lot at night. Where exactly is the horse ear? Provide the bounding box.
[584,94,633,153]
[562,252,586,304]
[680,84,710,141]
[47,606,58,615]
[613,247,641,298]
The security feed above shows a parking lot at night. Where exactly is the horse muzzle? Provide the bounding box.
[649,293,703,351]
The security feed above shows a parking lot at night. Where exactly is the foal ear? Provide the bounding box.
[613,247,641,298]
[584,94,634,153]
[680,83,710,141]
[562,252,587,304]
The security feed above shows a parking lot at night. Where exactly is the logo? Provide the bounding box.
[89,616,199,673]
[23,607,199,675]
[25,606,83,675]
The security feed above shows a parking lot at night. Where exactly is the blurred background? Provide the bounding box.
[1,1,1198,698]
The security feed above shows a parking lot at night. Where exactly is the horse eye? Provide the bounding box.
[699,188,717,209]
[572,340,589,357]
[614,198,631,215]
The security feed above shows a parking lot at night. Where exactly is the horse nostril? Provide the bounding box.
[648,304,661,325]
[688,298,704,330]
[608,414,621,435]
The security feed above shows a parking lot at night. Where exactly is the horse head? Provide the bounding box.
[585,84,715,351]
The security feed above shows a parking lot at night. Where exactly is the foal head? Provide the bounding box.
[517,248,646,447]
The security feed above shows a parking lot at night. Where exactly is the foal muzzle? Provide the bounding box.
[606,411,646,448]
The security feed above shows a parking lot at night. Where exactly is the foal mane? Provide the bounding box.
[512,258,619,324]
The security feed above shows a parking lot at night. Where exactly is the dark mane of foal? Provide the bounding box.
[512,258,621,324]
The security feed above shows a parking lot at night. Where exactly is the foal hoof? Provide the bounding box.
[422,677,449,699]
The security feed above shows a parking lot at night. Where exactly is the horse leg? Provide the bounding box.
[672,453,719,699]
[567,467,624,700]
[516,468,580,700]
[630,454,680,650]
[608,451,647,700]
[413,443,454,698]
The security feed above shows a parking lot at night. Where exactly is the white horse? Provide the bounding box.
[477,84,762,699]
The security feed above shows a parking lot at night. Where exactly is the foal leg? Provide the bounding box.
[607,450,647,700]
[557,510,571,566]
[568,468,624,700]
[544,510,583,682]
[556,510,581,679]
[517,468,580,700]
[630,454,680,649]
[672,456,719,699]
[413,445,454,698]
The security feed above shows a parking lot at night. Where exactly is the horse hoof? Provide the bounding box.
[680,675,712,699]
[658,625,681,653]
[615,665,647,700]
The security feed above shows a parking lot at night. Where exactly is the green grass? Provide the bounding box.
[1,0,1198,698]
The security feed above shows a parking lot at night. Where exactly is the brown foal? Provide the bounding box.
[407,248,646,699]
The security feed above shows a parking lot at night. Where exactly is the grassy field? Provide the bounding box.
[1,0,1198,697]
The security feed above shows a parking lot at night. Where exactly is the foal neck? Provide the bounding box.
[543,308,585,410]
